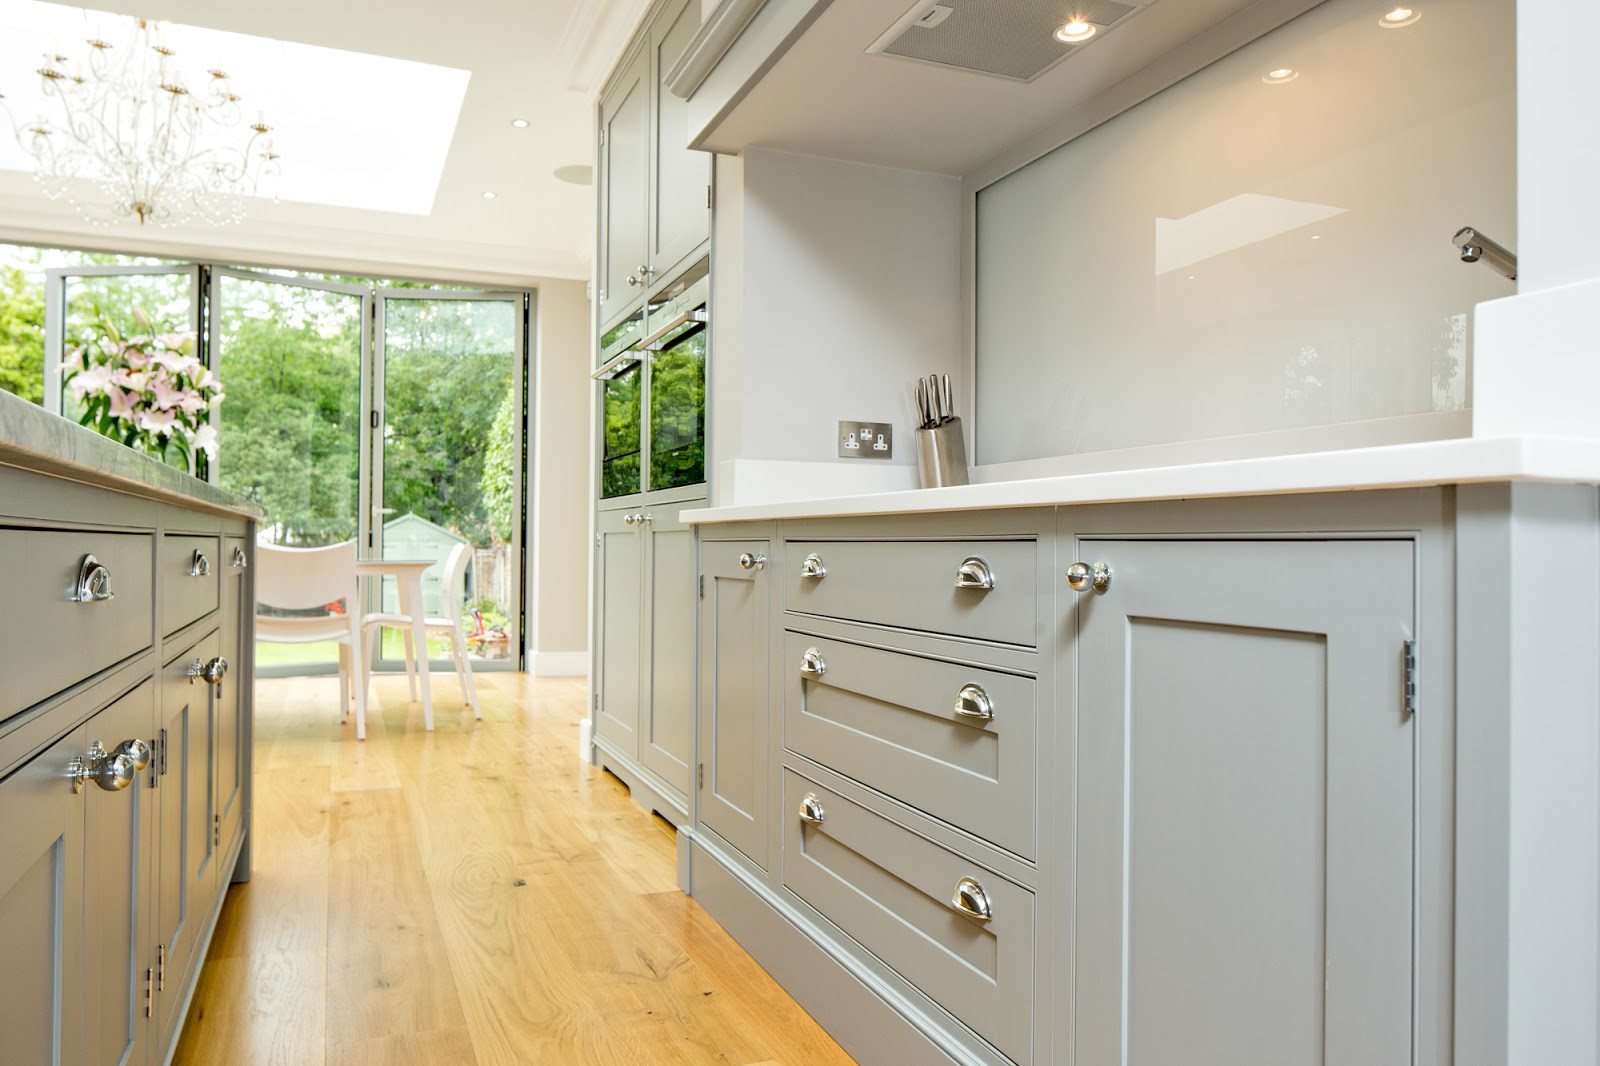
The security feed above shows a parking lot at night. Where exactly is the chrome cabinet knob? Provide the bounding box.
[799,648,827,679]
[188,657,229,685]
[623,513,635,525]
[642,513,653,524]
[114,738,152,773]
[1066,561,1112,593]
[626,274,641,287]
[954,556,995,590]
[70,554,115,602]
[189,550,211,578]
[798,792,826,825]
[68,742,135,794]
[230,546,248,569]
[954,683,995,723]
[800,553,826,580]
[950,876,993,923]
[738,552,766,571]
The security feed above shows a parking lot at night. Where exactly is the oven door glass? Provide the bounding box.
[601,358,643,498]
[647,323,706,492]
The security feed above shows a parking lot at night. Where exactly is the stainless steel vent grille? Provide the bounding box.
[870,0,1146,82]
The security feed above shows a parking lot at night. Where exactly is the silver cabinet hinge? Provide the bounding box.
[697,763,704,789]
[1403,640,1417,718]
[698,574,704,599]
[144,967,153,1018]
[214,813,221,848]
[593,693,599,711]
[706,184,712,210]
[158,729,168,777]
[157,943,166,991]
[595,533,601,549]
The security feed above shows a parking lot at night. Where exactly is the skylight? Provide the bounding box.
[0,1,470,215]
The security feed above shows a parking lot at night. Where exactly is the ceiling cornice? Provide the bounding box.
[558,0,656,96]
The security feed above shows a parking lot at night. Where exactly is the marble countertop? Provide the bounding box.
[0,388,265,519]
[684,435,1600,524]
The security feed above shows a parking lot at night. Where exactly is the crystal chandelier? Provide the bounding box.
[0,15,281,227]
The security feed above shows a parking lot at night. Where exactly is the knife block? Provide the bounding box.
[915,418,969,488]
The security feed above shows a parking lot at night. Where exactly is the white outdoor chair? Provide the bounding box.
[255,541,366,734]
[361,542,482,719]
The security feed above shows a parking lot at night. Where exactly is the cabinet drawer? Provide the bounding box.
[785,539,1036,647]
[0,527,154,722]
[160,535,219,636]
[782,770,1035,1064]
[784,631,1036,858]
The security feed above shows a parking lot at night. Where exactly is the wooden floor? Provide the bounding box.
[171,672,856,1066]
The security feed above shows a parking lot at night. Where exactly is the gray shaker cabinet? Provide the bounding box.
[649,0,713,285]
[597,44,651,329]
[698,537,771,869]
[595,507,645,754]
[641,505,696,795]
[1072,537,1415,1065]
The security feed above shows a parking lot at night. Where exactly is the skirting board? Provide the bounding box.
[685,832,996,1066]
[530,650,589,676]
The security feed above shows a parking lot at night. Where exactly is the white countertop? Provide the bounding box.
[683,435,1600,524]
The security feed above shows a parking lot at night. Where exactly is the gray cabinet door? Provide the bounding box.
[698,539,770,869]
[595,509,644,751]
[83,680,156,1066]
[155,631,220,1049]
[216,538,248,869]
[597,45,651,329]
[1074,538,1414,1066]
[649,0,710,283]
[0,720,86,1066]
[641,507,696,796]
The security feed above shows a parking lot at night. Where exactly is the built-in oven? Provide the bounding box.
[594,259,708,499]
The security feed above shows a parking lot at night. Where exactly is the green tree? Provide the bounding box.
[0,262,45,404]
[482,385,518,544]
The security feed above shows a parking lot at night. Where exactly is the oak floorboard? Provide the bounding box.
[170,672,855,1066]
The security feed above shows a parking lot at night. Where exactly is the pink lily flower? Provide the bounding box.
[69,363,113,397]
[106,387,139,420]
[111,367,150,392]
[150,374,187,411]
[138,408,177,438]
[193,424,219,460]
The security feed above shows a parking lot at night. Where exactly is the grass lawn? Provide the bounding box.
[253,631,458,670]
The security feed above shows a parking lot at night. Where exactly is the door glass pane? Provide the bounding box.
[214,275,363,669]
[380,297,519,661]
[648,329,705,491]
[602,361,643,498]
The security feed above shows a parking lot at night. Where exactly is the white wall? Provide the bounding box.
[710,148,961,504]
[529,278,592,675]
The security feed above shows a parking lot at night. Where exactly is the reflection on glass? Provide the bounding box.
[380,298,519,660]
[975,0,1514,464]
[648,330,706,491]
[602,361,643,498]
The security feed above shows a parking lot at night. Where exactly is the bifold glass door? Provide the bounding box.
[43,264,530,675]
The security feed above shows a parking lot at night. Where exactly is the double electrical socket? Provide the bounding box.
[838,421,893,459]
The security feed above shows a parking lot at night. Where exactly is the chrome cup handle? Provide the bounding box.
[800,553,826,580]
[954,683,995,723]
[954,556,995,590]
[189,550,211,578]
[798,792,826,825]
[230,546,248,569]
[951,876,993,923]
[799,648,827,679]
[71,554,115,602]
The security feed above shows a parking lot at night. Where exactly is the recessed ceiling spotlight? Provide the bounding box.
[510,118,530,128]
[1262,67,1300,84]
[1378,6,1421,27]
[482,191,497,199]
[1055,19,1096,43]
[1310,234,1322,240]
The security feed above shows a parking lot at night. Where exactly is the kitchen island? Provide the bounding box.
[0,387,262,1066]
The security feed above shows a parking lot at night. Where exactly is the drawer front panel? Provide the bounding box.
[782,769,1034,1064]
[161,535,220,637]
[784,631,1036,858]
[785,539,1036,646]
[0,527,154,721]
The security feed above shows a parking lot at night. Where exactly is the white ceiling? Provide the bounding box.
[0,0,653,284]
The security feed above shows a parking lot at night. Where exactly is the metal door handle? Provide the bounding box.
[954,556,994,590]
[1066,561,1112,593]
[799,648,827,679]
[71,554,115,602]
[114,738,152,773]
[188,657,229,685]
[230,546,248,569]
[738,552,766,571]
[189,550,211,578]
[954,683,995,722]
[950,877,993,923]
[798,792,826,825]
[800,553,826,580]
[68,742,136,794]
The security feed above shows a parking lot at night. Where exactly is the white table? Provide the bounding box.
[355,558,436,735]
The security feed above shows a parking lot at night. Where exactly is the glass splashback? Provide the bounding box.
[975,0,1515,465]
